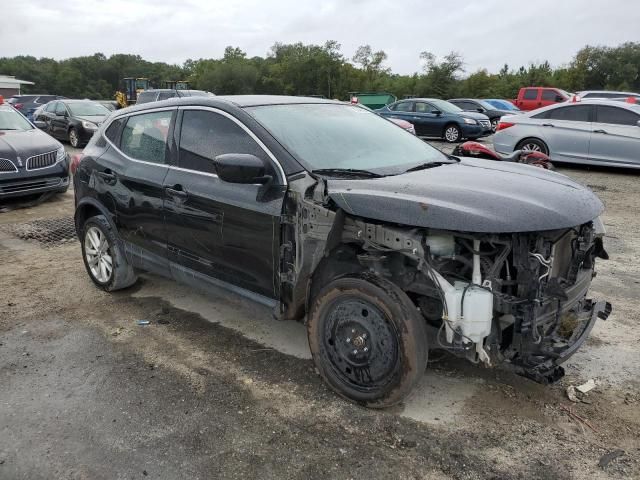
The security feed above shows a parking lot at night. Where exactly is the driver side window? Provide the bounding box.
[55,103,67,116]
[178,109,272,176]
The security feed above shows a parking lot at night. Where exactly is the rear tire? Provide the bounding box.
[307,273,428,408]
[443,124,461,143]
[81,215,137,291]
[516,138,549,155]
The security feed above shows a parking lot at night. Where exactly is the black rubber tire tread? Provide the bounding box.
[80,214,137,292]
[307,272,428,408]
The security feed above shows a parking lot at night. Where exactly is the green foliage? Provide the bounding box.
[0,42,638,101]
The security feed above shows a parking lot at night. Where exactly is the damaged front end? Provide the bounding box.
[278,175,611,384]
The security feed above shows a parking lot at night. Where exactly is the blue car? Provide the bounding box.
[484,99,521,112]
[376,98,492,143]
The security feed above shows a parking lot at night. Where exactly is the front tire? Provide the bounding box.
[516,138,549,155]
[307,273,428,408]
[443,124,461,143]
[68,128,81,148]
[81,215,137,291]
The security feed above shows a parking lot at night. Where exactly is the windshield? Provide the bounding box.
[477,100,497,110]
[0,107,34,130]
[487,99,518,111]
[246,103,448,174]
[67,102,110,117]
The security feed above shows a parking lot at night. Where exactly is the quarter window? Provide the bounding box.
[120,111,173,164]
[105,118,125,144]
[523,89,538,100]
[178,110,269,174]
[596,106,640,126]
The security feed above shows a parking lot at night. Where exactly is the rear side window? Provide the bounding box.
[178,109,269,175]
[523,89,538,100]
[120,110,173,164]
[105,117,125,144]
[543,105,592,122]
[596,106,640,126]
[391,102,414,112]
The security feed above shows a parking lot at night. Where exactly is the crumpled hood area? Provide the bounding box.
[327,158,604,233]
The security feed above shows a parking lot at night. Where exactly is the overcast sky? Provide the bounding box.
[2,0,639,75]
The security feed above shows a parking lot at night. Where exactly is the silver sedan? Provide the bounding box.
[493,99,640,168]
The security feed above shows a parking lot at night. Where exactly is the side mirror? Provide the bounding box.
[214,153,270,184]
[555,95,564,102]
[432,110,442,115]
[476,108,484,113]
[33,120,47,129]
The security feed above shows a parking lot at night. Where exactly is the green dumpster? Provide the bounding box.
[348,92,397,110]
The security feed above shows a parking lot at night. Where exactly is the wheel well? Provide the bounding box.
[307,244,364,314]
[516,137,548,153]
[74,204,101,235]
[442,122,460,136]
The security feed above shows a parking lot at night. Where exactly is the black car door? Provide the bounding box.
[163,106,285,300]
[97,109,175,271]
[52,102,70,139]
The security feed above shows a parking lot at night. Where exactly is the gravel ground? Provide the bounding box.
[0,140,639,479]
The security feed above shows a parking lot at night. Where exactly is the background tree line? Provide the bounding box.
[1,41,638,101]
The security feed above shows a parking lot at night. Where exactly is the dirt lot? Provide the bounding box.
[1,141,639,479]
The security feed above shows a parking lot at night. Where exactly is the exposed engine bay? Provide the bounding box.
[278,175,612,383]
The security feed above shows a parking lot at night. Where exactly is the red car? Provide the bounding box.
[512,87,570,111]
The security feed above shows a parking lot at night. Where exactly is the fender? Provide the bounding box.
[74,197,118,236]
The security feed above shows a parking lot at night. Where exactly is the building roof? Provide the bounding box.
[0,75,35,89]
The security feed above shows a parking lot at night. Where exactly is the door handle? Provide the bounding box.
[593,129,608,134]
[541,123,555,127]
[165,186,188,199]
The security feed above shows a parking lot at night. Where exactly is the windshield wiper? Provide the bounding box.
[311,168,384,178]
[404,160,457,173]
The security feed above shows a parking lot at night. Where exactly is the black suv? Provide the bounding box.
[74,96,611,407]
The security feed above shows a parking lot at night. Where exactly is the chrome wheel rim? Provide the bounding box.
[445,127,459,142]
[522,142,542,152]
[69,130,79,147]
[491,119,498,131]
[85,226,113,283]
